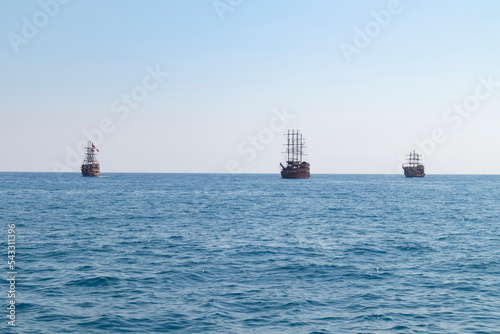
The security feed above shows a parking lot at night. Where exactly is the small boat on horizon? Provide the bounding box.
[280,129,310,179]
[402,150,425,178]
[81,141,100,177]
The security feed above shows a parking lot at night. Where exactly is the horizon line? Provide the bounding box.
[2,171,500,176]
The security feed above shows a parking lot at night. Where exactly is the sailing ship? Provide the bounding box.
[280,129,310,179]
[402,150,425,178]
[81,141,100,176]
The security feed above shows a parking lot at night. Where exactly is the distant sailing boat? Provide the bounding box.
[81,141,100,177]
[280,129,310,179]
[402,150,425,178]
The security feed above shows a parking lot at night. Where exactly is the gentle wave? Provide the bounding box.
[3,173,500,333]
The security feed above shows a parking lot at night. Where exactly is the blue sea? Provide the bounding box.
[2,173,500,333]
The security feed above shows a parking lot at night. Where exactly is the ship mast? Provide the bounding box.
[296,130,299,162]
[405,150,421,167]
[286,130,290,163]
[84,141,97,164]
[283,129,307,164]
[299,131,303,162]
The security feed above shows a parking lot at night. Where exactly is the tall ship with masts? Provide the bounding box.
[81,141,100,177]
[280,129,310,179]
[402,150,425,178]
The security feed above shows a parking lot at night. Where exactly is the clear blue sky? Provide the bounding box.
[2,1,500,173]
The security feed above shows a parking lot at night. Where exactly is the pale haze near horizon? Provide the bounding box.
[1,1,500,174]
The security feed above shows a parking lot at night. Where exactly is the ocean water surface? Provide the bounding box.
[1,173,500,333]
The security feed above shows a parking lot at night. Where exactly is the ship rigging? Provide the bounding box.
[81,141,100,177]
[402,150,425,178]
[280,129,310,179]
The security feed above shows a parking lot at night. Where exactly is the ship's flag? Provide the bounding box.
[92,144,99,152]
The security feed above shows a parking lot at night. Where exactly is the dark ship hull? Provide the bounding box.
[403,166,425,178]
[81,162,100,177]
[281,163,310,179]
